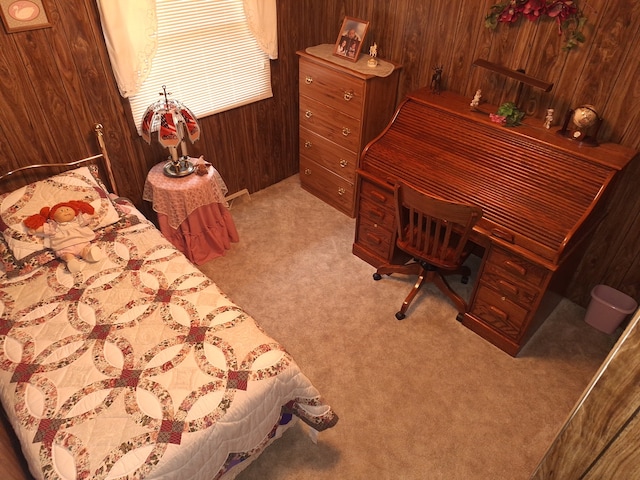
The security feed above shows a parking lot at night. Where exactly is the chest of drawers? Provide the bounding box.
[297,48,401,217]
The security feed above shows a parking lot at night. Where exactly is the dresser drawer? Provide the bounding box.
[299,58,364,118]
[300,156,355,215]
[472,284,529,340]
[299,127,357,180]
[486,246,549,288]
[299,96,361,151]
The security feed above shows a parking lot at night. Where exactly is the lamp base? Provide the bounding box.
[163,158,195,177]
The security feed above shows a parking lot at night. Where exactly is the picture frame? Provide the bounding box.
[0,0,51,33]
[333,16,369,62]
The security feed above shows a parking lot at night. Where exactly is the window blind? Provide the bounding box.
[129,0,272,133]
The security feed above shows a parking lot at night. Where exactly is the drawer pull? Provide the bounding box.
[504,260,527,276]
[304,168,311,175]
[305,76,313,85]
[371,190,388,203]
[366,233,382,245]
[343,90,354,101]
[489,305,508,321]
[370,208,385,220]
[338,187,346,196]
[342,127,351,136]
[491,228,515,243]
[304,140,312,148]
[305,110,313,119]
[339,159,348,168]
[498,280,519,296]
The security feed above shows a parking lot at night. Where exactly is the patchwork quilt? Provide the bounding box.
[0,214,337,479]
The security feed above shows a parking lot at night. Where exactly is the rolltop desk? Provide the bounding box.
[353,88,637,356]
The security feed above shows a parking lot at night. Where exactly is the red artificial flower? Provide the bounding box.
[486,0,586,50]
[498,1,523,23]
[522,0,547,21]
[546,0,579,28]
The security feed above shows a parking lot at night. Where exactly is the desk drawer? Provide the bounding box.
[481,267,541,308]
[356,217,394,260]
[486,246,549,288]
[300,156,354,216]
[299,96,361,152]
[299,127,357,181]
[472,284,529,340]
[359,197,396,232]
[360,177,394,208]
[299,58,364,117]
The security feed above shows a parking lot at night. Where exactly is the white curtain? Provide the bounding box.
[96,0,158,98]
[96,0,278,98]
[243,0,278,59]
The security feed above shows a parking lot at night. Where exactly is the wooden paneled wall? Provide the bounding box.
[0,0,638,308]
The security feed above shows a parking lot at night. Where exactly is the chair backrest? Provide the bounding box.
[394,182,483,269]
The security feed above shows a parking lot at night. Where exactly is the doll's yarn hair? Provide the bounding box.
[23,200,94,230]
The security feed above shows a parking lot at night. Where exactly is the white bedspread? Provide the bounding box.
[0,217,337,479]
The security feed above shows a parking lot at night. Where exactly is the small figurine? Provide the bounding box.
[431,65,443,94]
[367,43,378,67]
[544,108,554,129]
[195,161,212,175]
[470,89,482,109]
[23,200,103,273]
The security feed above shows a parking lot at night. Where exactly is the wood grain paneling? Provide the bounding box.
[531,311,640,479]
[302,0,640,309]
[0,0,637,307]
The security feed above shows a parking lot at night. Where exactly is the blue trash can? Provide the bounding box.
[584,285,638,334]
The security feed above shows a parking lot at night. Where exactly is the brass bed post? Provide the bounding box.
[94,123,119,197]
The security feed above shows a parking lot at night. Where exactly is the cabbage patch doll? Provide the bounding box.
[24,200,103,272]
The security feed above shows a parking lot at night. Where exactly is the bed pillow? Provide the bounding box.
[0,166,122,263]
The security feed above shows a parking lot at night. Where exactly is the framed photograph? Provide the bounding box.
[0,0,51,33]
[333,17,369,62]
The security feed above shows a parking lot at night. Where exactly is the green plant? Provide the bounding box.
[496,102,525,126]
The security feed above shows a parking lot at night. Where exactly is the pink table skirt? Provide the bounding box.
[157,202,239,265]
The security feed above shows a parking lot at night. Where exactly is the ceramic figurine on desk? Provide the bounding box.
[470,89,482,109]
[431,65,443,94]
[544,108,554,129]
[367,42,378,67]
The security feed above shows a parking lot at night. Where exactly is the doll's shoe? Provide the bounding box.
[85,246,103,263]
[66,258,82,273]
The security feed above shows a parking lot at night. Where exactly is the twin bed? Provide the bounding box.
[0,126,337,479]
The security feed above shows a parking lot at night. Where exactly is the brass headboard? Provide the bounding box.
[0,124,118,196]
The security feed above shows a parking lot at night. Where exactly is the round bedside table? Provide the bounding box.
[142,158,239,264]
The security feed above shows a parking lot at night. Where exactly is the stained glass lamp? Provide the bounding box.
[141,86,201,177]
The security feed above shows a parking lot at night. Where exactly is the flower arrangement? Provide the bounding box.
[485,0,587,50]
[490,102,525,126]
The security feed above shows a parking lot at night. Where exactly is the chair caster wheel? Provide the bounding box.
[461,275,469,284]
[373,273,382,281]
[395,312,405,320]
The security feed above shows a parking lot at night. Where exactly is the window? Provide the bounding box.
[129,0,272,132]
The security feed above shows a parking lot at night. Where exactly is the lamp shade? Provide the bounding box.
[141,97,200,148]
[140,86,201,177]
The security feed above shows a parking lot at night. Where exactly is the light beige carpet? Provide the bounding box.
[199,175,617,480]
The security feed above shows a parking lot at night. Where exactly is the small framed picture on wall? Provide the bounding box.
[333,16,369,62]
[0,0,51,33]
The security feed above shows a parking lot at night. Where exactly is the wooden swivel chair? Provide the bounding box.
[373,182,483,320]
